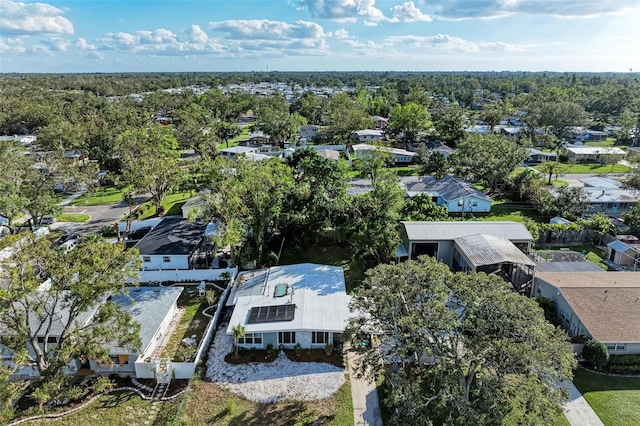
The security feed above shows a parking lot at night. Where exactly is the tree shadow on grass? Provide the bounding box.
[97,391,138,409]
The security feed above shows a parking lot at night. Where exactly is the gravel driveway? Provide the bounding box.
[206,328,346,403]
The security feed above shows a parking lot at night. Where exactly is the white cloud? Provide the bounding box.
[0,37,27,53]
[0,0,74,35]
[97,27,225,56]
[390,1,432,22]
[427,0,640,20]
[76,37,97,50]
[41,37,70,51]
[210,19,325,40]
[332,28,351,39]
[297,0,388,23]
[387,34,534,53]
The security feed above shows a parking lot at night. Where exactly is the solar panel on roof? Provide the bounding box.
[247,304,296,323]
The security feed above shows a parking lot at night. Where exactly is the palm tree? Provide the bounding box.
[232,323,245,356]
[539,161,562,185]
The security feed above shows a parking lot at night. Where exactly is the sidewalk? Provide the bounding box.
[563,382,604,426]
[59,190,86,206]
[346,349,383,426]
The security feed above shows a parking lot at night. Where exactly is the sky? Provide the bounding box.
[1,0,639,73]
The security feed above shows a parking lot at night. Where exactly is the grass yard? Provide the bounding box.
[29,390,181,426]
[538,245,609,270]
[392,165,419,176]
[56,213,90,222]
[585,137,618,148]
[534,162,630,174]
[135,192,192,220]
[216,126,250,149]
[176,379,353,426]
[279,243,365,292]
[550,179,569,187]
[471,201,546,223]
[159,288,215,361]
[69,186,125,206]
[573,368,640,426]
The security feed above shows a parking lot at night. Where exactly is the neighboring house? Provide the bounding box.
[226,263,351,349]
[580,176,622,188]
[549,187,640,214]
[396,221,533,266]
[527,148,557,164]
[403,175,492,213]
[91,286,182,377]
[134,216,207,271]
[351,129,385,142]
[628,146,640,157]
[299,124,325,141]
[566,127,608,143]
[565,146,626,162]
[351,143,416,165]
[181,192,208,219]
[315,149,341,161]
[219,146,261,160]
[533,272,640,354]
[425,141,454,158]
[501,127,522,137]
[372,115,389,129]
[606,240,640,270]
[248,131,270,145]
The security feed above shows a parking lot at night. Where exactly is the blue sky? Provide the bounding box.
[1,0,639,73]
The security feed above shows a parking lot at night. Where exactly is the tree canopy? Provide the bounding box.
[347,257,576,426]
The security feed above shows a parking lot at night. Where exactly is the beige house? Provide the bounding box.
[534,272,640,354]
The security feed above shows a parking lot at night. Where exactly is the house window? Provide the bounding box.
[472,201,478,207]
[606,343,627,351]
[312,332,329,344]
[163,256,171,263]
[278,331,296,345]
[238,333,263,346]
[37,336,57,344]
[143,256,151,263]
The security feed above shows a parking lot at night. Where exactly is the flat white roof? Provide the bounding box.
[227,263,351,335]
[566,147,625,155]
[352,143,416,157]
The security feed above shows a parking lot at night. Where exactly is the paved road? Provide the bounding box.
[52,199,131,235]
[346,349,383,426]
[563,382,604,426]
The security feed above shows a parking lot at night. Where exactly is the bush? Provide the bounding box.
[100,225,117,238]
[324,343,334,356]
[608,354,640,366]
[583,339,609,369]
[570,335,588,344]
[535,297,559,326]
[609,365,640,374]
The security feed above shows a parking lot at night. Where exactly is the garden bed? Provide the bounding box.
[223,348,344,368]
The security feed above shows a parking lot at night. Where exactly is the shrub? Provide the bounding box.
[608,354,640,366]
[570,335,588,344]
[583,339,609,369]
[100,225,117,237]
[324,343,334,356]
[266,342,275,357]
[294,343,302,357]
[609,365,640,374]
[535,297,559,326]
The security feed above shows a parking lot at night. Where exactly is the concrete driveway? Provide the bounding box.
[346,349,383,426]
[563,382,604,426]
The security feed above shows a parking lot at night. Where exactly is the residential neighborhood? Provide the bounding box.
[1,70,640,426]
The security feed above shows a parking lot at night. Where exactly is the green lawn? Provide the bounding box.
[534,162,630,174]
[471,201,546,223]
[216,126,250,149]
[29,390,181,425]
[177,380,353,426]
[159,288,215,361]
[69,186,126,206]
[392,165,419,176]
[279,243,365,293]
[573,368,640,426]
[551,179,569,187]
[135,192,192,220]
[585,137,618,148]
[56,213,90,222]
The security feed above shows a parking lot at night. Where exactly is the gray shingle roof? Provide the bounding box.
[404,176,491,202]
[402,221,533,242]
[133,216,206,256]
[106,286,182,354]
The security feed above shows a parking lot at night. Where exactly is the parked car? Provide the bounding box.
[41,216,56,225]
[55,233,80,246]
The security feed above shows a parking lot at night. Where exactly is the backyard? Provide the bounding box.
[471,200,546,223]
[534,162,631,174]
[573,368,640,426]
[158,285,219,362]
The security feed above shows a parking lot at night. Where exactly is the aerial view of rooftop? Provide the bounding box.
[1,0,639,424]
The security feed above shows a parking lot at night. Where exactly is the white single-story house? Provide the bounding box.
[219,146,261,160]
[580,176,622,188]
[134,216,207,270]
[527,148,557,164]
[533,272,640,354]
[299,124,326,141]
[351,129,384,142]
[351,143,416,165]
[402,175,492,213]
[572,187,640,214]
[91,287,182,377]
[396,221,534,268]
[565,146,626,162]
[372,115,389,129]
[226,263,351,349]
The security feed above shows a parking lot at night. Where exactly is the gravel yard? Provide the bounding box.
[206,329,346,403]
